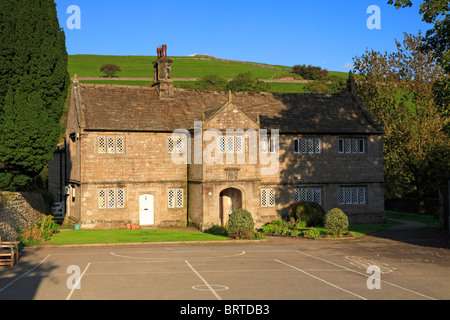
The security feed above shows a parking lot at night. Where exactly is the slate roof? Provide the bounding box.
[72,82,383,134]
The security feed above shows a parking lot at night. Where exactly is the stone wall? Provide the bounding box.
[0,192,46,241]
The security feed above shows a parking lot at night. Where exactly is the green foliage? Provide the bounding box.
[227,208,255,239]
[261,218,307,237]
[324,208,349,236]
[0,0,70,191]
[16,215,60,246]
[100,64,121,78]
[288,201,326,227]
[225,72,270,92]
[292,64,328,80]
[304,75,347,94]
[204,224,228,236]
[195,74,227,91]
[303,227,321,238]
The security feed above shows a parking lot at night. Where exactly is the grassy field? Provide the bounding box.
[69,54,347,80]
[69,55,297,79]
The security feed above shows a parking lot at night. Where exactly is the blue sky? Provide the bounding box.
[55,0,430,72]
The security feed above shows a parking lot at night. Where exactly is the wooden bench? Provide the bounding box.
[0,237,19,267]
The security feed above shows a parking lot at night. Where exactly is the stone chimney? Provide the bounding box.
[153,44,174,99]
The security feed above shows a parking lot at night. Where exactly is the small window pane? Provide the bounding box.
[168,137,174,153]
[294,139,300,154]
[168,189,175,208]
[308,138,314,153]
[227,136,234,153]
[359,187,366,204]
[293,188,300,202]
[352,139,358,153]
[236,136,244,153]
[219,136,226,153]
[300,139,307,154]
[345,187,352,204]
[107,189,115,208]
[268,189,276,207]
[315,188,322,205]
[99,189,106,208]
[314,139,321,154]
[269,138,276,153]
[352,187,359,204]
[261,137,268,154]
[98,137,106,154]
[359,139,365,153]
[339,187,345,205]
[176,189,183,208]
[116,137,124,154]
[338,139,344,153]
[117,189,125,208]
[261,189,267,207]
[345,139,351,153]
[107,137,115,154]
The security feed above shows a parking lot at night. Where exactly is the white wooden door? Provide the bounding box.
[139,194,154,225]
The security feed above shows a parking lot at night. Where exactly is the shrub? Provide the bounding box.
[288,201,326,227]
[227,209,255,239]
[16,215,60,246]
[303,227,321,238]
[195,74,227,91]
[225,72,269,92]
[204,224,228,236]
[324,208,349,236]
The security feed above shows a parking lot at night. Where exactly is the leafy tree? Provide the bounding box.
[352,33,449,213]
[225,72,269,92]
[195,74,227,91]
[292,64,328,80]
[100,64,121,78]
[0,0,69,190]
[388,0,449,73]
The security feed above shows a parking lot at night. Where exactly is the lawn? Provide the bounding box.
[45,229,229,245]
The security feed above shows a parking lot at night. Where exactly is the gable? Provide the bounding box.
[204,102,259,131]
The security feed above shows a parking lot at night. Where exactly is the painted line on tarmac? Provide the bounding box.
[275,259,368,300]
[0,254,52,294]
[109,250,246,261]
[65,262,91,300]
[296,250,436,300]
[185,260,222,300]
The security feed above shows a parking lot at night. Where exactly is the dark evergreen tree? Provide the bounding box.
[0,0,69,190]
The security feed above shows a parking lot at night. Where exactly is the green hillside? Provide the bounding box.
[68,54,348,94]
[68,54,297,79]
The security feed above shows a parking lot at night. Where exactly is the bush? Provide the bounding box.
[227,209,255,239]
[292,64,328,80]
[324,208,349,236]
[288,201,326,227]
[16,215,60,246]
[225,72,269,92]
[204,224,228,236]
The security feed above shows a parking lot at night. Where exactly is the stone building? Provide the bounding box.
[57,46,385,230]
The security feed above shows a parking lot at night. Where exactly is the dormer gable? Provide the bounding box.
[203,91,260,131]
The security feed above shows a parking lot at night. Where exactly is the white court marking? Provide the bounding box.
[110,250,246,260]
[296,250,436,300]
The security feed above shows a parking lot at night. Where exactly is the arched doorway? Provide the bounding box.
[219,188,242,226]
